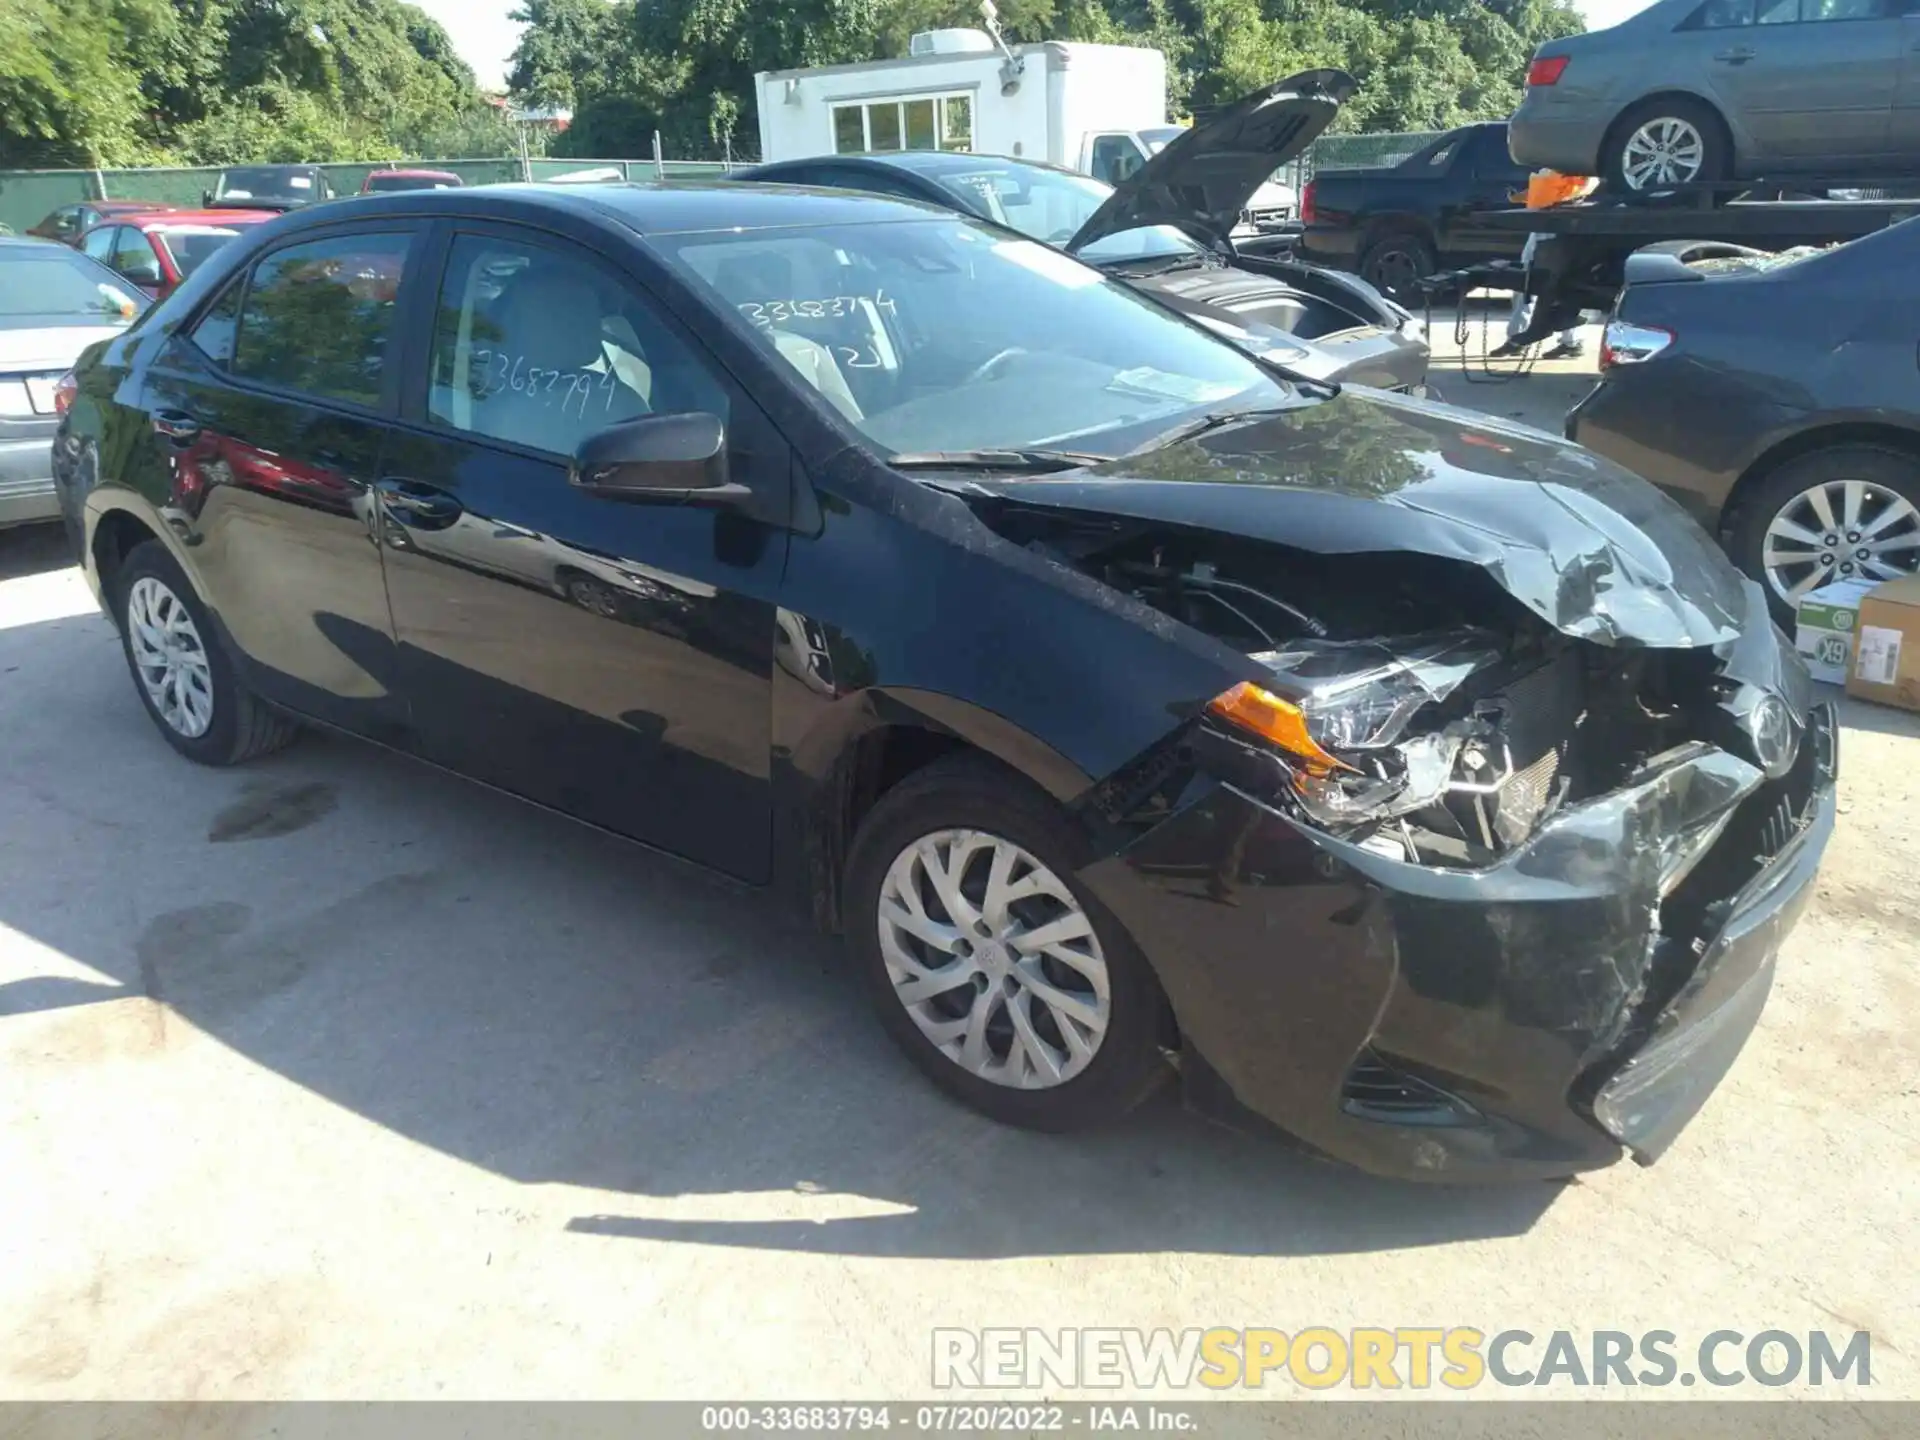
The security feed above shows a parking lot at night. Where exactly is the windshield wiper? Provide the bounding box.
[1127,404,1304,456]
[886,448,1103,474]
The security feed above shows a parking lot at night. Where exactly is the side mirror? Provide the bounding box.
[571,412,746,506]
[202,189,214,207]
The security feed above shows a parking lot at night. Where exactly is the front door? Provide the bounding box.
[376,224,791,881]
[1691,0,1902,162]
[137,226,421,739]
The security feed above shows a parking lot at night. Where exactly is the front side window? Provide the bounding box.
[82,226,117,262]
[232,232,410,407]
[1690,0,1756,26]
[1088,135,1146,185]
[427,233,729,459]
[660,217,1285,459]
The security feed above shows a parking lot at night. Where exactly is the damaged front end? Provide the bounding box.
[971,489,1836,1181]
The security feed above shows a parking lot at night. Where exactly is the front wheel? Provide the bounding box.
[843,755,1169,1131]
[114,540,298,765]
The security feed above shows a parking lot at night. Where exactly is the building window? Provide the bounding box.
[831,92,975,155]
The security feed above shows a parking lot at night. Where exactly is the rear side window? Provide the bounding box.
[228,233,411,407]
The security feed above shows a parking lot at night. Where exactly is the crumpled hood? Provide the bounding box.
[979,387,1752,649]
[1069,69,1353,255]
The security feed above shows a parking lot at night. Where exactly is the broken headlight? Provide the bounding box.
[1209,630,1505,827]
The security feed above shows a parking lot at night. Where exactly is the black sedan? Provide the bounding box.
[736,72,1430,395]
[55,181,1832,1182]
[1569,224,1920,624]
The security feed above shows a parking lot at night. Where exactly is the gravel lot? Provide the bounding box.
[4,351,1918,1404]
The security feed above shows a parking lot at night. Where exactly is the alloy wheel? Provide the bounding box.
[126,575,215,739]
[877,828,1110,1090]
[1368,247,1424,302]
[1622,118,1705,190]
[1762,478,1920,604]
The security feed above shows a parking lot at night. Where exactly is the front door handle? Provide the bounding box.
[375,477,464,530]
[151,409,201,444]
[1714,47,1754,64]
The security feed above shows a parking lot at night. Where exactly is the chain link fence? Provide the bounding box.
[0,155,744,235]
[2,132,1444,235]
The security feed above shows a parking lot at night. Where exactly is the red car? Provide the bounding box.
[360,168,463,193]
[76,208,278,299]
[27,199,176,247]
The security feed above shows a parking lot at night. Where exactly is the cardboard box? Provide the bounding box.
[1795,577,1878,686]
[1846,574,1920,712]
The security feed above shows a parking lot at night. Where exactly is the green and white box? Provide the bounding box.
[1796,577,1879,685]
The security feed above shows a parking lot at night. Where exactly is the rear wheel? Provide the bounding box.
[1358,231,1436,306]
[843,755,1168,1131]
[1605,97,1729,192]
[114,540,298,765]
[1727,446,1920,624]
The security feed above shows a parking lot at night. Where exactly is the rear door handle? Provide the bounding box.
[1714,47,1754,63]
[151,409,201,444]
[375,476,464,529]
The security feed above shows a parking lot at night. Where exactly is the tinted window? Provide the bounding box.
[215,167,320,204]
[0,248,144,328]
[1690,0,1755,25]
[112,228,163,285]
[1089,135,1145,185]
[427,233,729,458]
[155,226,242,280]
[190,282,244,366]
[660,218,1282,458]
[232,233,410,406]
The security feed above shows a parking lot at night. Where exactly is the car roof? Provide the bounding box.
[125,209,278,228]
[272,180,947,235]
[758,150,1083,181]
[371,168,460,179]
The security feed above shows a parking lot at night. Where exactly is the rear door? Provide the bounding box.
[1441,126,1532,261]
[1688,0,1901,161]
[375,221,792,881]
[135,223,425,740]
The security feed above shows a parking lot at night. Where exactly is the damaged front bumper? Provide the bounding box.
[1079,703,1837,1183]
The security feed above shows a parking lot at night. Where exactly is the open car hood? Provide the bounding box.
[966,388,1752,650]
[1068,69,1353,255]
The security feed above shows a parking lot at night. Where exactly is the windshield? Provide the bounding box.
[0,249,144,328]
[215,167,316,202]
[925,159,1201,262]
[657,217,1287,459]
[152,226,242,279]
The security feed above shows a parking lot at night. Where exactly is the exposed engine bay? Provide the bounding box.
[978,501,1725,873]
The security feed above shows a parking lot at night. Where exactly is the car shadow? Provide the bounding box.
[0,521,73,582]
[0,608,1560,1261]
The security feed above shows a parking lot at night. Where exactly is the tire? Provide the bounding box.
[1358,231,1437,306]
[114,539,299,766]
[1604,97,1729,193]
[843,754,1169,1131]
[1726,445,1920,626]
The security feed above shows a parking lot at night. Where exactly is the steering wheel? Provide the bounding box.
[963,347,1029,385]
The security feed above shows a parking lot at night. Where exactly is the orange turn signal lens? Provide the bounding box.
[1208,682,1357,774]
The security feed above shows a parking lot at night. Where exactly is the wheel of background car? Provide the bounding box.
[1728,445,1920,625]
[1357,232,1436,306]
[843,754,1168,1131]
[1605,97,1728,193]
[963,347,1030,386]
[114,540,298,766]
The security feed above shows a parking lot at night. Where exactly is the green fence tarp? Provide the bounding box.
[0,157,749,235]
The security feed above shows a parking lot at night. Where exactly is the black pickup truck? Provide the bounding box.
[1297,122,1531,302]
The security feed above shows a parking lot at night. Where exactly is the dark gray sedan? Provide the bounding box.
[1566,220,1920,622]
[1512,0,1920,192]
